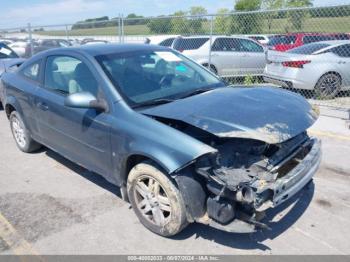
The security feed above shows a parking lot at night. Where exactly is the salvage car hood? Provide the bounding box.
[141,87,318,144]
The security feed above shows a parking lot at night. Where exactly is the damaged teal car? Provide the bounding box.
[0,44,321,236]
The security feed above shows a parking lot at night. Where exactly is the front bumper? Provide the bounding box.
[272,138,321,207]
[204,137,322,233]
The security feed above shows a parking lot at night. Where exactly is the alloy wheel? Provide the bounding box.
[12,116,26,148]
[133,175,172,227]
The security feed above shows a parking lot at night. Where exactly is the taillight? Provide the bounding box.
[282,60,311,68]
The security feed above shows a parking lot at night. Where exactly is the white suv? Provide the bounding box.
[172,36,267,77]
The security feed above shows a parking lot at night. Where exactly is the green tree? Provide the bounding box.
[147,16,172,33]
[286,0,313,31]
[214,8,231,34]
[234,0,262,34]
[188,6,208,34]
[190,6,207,16]
[261,0,284,32]
[171,11,189,34]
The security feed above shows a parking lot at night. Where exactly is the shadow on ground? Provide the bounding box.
[42,147,314,252]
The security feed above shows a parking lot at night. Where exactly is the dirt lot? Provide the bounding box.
[0,109,350,255]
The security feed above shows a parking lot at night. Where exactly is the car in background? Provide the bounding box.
[33,39,72,55]
[172,36,266,77]
[68,39,81,46]
[267,33,350,52]
[0,39,14,45]
[247,34,271,45]
[80,38,109,45]
[144,35,179,47]
[0,43,24,107]
[264,40,350,98]
[8,41,32,57]
[82,40,109,45]
[1,44,321,237]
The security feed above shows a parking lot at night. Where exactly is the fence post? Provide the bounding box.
[118,14,122,43]
[121,14,125,43]
[65,25,69,41]
[208,16,214,71]
[27,23,33,57]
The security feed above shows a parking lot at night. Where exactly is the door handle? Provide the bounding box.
[37,102,49,111]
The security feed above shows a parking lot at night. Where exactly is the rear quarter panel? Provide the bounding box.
[2,72,39,134]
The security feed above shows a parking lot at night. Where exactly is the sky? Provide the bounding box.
[0,0,349,28]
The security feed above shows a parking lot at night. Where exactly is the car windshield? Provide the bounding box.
[0,43,18,59]
[96,50,225,107]
[287,43,331,54]
[268,35,296,46]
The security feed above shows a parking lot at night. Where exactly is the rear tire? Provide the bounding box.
[127,162,188,237]
[314,73,341,99]
[10,111,41,153]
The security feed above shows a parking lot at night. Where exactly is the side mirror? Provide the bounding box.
[64,92,108,112]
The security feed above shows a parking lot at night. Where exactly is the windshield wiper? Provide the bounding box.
[178,87,215,99]
[133,98,175,108]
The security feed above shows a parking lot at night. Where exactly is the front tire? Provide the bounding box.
[10,111,41,153]
[127,162,188,237]
[314,73,341,99]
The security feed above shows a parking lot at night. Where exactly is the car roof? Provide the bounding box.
[40,43,170,57]
[175,35,255,40]
[316,40,350,45]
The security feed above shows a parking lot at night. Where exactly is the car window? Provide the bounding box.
[331,44,350,57]
[96,50,224,106]
[21,61,41,82]
[159,38,175,47]
[268,35,296,46]
[0,43,19,59]
[238,39,264,52]
[173,38,209,51]
[212,38,240,51]
[249,36,265,41]
[44,56,99,96]
[303,35,335,44]
[287,43,331,54]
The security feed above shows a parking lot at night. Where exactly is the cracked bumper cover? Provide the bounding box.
[257,137,321,211]
[207,137,322,233]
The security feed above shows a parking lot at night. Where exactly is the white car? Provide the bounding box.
[264,40,350,98]
[246,34,271,45]
[8,41,30,57]
[172,36,267,77]
[144,35,179,47]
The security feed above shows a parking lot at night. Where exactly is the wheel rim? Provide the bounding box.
[12,116,26,148]
[134,175,172,227]
[317,74,340,97]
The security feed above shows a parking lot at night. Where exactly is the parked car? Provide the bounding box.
[0,43,24,107]
[82,40,109,45]
[172,36,267,76]
[264,40,350,98]
[1,44,321,236]
[267,33,350,52]
[33,39,72,55]
[8,41,32,57]
[68,39,81,46]
[144,35,179,47]
[0,39,14,45]
[247,34,271,45]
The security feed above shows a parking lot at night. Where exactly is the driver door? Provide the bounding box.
[34,55,112,176]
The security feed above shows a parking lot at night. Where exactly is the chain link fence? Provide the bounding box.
[1,4,350,109]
